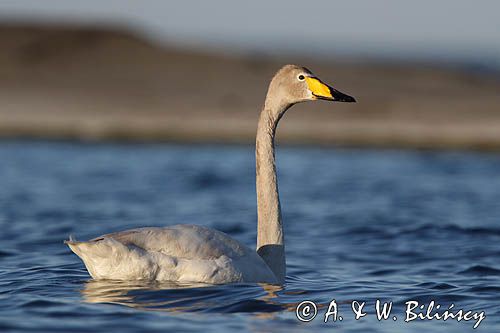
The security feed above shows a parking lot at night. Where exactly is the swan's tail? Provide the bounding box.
[64,236,117,278]
[64,235,156,280]
[64,235,88,258]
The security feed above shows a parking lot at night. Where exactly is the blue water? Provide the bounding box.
[0,142,499,332]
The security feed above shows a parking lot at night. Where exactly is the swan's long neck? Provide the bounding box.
[256,96,289,284]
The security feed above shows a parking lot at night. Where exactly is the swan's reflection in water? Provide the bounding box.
[81,280,292,315]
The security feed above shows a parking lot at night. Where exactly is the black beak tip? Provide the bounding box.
[343,95,356,103]
[330,87,356,103]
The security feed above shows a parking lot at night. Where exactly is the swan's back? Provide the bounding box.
[102,225,246,259]
[66,225,277,284]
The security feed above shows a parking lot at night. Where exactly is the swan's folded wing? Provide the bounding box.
[96,224,250,260]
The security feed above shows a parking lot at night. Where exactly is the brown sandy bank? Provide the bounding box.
[1,24,499,150]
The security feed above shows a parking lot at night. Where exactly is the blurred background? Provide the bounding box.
[0,0,499,149]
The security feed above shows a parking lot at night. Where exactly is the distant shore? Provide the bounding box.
[1,24,500,150]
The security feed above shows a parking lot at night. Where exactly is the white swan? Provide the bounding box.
[66,65,356,284]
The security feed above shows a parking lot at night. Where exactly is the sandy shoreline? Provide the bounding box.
[1,24,499,150]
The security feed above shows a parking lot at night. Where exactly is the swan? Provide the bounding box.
[66,65,356,284]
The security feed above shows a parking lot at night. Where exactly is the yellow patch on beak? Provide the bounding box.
[305,77,333,99]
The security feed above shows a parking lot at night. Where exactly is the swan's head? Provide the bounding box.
[267,64,356,107]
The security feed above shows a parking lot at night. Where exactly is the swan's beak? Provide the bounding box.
[305,77,356,103]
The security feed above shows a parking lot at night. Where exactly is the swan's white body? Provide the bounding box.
[66,225,277,284]
[66,65,355,284]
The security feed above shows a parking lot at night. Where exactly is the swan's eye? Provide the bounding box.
[297,74,305,81]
